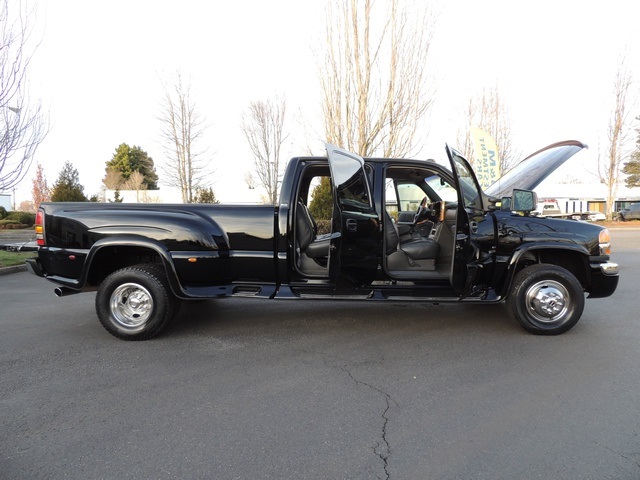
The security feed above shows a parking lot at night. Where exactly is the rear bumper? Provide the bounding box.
[26,258,45,277]
[588,261,619,298]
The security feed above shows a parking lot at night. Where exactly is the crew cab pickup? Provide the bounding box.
[27,141,619,340]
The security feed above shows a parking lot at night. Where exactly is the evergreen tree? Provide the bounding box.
[110,189,123,203]
[50,161,88,202]
[308,176,333,220]
[193,187,219,204]
[622,117,640,189]
[104,143,159,190]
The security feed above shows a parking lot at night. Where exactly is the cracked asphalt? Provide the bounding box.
[1,230,639,479]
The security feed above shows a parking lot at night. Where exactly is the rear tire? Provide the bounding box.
[95,264,179,340]
[507,264,585,335]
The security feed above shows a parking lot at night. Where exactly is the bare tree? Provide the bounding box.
[122,170,146,202]
[598,56,634,219]
[31,161,49,210]
[240,97,288,204]
[158,73,210,203]
[457,98,477,163]
[458,85,519,173]
[0,0,48,192]
[244,171,256,190]
[18,198,33,212]
[318,0,436,157]
[621,116,640,188]
[102,166,124,189]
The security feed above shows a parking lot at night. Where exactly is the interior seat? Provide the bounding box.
[296,201,330,272]
[397,197,434,242]
[385,211,439,271]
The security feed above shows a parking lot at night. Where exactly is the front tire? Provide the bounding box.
[96,264,179,340]
[507,264,585,335]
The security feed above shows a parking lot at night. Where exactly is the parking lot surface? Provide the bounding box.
[1,230,639,479]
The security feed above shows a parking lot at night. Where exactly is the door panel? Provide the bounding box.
[325,144,380,290]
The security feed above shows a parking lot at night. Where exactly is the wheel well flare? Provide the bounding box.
[516,249,589,288]
[87,246,162,286]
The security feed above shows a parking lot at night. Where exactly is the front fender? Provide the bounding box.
[508,242,590,268]
[500,243,591,298]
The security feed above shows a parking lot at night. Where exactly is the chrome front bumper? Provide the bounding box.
[595,261,619,276]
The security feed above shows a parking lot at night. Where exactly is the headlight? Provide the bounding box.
[599,229,611,256]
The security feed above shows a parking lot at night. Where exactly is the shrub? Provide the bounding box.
[0,206,7,219]
[0,219,24,229]
[316,219,332,236]
[6,211,35,226]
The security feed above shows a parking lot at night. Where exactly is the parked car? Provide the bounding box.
[587,211,606,222]
[531,201,562,217]
[618,203,640,221]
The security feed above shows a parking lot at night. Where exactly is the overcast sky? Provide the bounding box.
[11,0,640,204]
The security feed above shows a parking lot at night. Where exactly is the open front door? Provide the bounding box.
[325,144,380,291]
[446,145,486,294]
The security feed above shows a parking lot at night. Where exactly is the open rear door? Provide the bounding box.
[325,144,380,291]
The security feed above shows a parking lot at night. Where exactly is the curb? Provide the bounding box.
[0,264,27,276]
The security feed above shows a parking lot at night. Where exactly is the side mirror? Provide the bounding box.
[512,189,537,213]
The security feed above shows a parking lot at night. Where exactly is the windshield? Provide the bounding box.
[424,175,457,202]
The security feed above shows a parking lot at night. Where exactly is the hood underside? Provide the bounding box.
[484,140,587,198]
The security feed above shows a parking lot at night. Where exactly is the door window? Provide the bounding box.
[329,149,372,212]
[396,183,425,213]
[450,150,483,211]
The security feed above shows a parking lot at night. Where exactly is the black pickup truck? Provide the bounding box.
[27,141,619,340]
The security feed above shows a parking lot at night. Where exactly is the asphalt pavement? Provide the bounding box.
[1,230,639,479]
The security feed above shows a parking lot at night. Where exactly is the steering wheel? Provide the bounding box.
[414,197,429,224]
[428,200,446,222]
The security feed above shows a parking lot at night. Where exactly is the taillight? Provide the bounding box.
[598,229,611,256]
[35,209,45,246]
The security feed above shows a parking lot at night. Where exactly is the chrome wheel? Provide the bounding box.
[508,264,585,335]
[109,282,154,331]
[525,280,569,323]
[97,264,179,340]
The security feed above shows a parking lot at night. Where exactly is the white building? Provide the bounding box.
[0,193,12,211]
[102,185,267,204]
[534,181,640,214]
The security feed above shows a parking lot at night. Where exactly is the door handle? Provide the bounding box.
[346,218,357,232]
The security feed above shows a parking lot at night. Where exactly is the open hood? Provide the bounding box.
[484,140,587,198]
